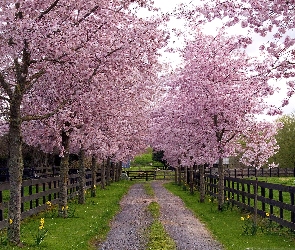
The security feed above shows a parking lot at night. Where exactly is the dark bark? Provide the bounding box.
[218,157,225,210]
[111,161,115,182]
[200,165,205,203]
[106,157,111,186]
[184,166,187,186]
[175,167,178,184]
[178,167,182,186]
[91,155,97,197]
[118,161,122,180]
[7,98,23,246]
[101,159,106,189]
[59,130,70,218]
[78,147,86,204]
[189,166,194,194]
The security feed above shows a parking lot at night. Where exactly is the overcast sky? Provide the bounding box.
[139,0,295,119]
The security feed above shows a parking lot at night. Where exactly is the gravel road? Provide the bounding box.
[98,181,223,250]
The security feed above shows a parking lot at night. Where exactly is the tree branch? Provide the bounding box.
[38,0,61,19]
[21,100,67,122]
[0,72,13,99]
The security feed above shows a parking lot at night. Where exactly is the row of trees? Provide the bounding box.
[1,0,294,245]
[0,0,169,245]
[149,0,294,210]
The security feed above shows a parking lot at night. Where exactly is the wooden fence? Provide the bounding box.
[126,170,174,181]
[0,170,101,230]
[207,167,295,178]
[202,175,295,230]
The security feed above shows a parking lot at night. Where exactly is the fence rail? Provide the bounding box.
[126,170,174,181]
[0,171,101,230]
[207,167,295,178]
[202,174,295,231]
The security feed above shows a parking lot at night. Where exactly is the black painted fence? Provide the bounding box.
[0,170,100,230]
[202,175,295,231]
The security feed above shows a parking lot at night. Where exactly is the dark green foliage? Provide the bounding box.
[270,114,295,168]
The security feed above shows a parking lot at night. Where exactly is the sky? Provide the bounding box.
[137,0,295,120]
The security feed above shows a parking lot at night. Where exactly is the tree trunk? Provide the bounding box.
[178,167,182,186]
[78,147,86,204]
[175,167,178,184]
[218,157,225,210]
[189,166,194,194]
[91,155,97,197]
[59,130,70,218]
[7,99,23,246]
[254,177,258,226]
[111,161,115,182]
[115,162,122,181]
[101,159,106,189]
[200,164,205,203]
[106,157,111,186]
[118,162,123,180]
[184,166,187,186]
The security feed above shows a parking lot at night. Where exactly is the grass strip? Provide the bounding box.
[146,201,176,250]
[164,182,295,250]
[0,180,134,250]
[143,182,155,197]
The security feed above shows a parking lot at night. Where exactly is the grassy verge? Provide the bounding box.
[0,180,134,250]
[143,182,155,197]
[164,182,295,250]
[146,201,176,250]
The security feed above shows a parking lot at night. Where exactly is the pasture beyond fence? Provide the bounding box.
[0,170,100,230]
[181,168,295,231]
[0,169,173,230]
[208,167,295,178]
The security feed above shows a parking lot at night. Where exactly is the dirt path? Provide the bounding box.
[151,181,223,250]
[98,181,223,250]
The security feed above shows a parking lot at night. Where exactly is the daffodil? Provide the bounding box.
[247,214,250,219]
[266,212,270,217]
[9,219,13,224]
[241,217,245,221]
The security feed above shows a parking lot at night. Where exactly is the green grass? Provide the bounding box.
[0,181,134,250]
[223,177,295,221]
[165,182,295,250]
[248,176,295,186]
[146,201,176,250]
[143,182,155,197]
[130,147,164,170]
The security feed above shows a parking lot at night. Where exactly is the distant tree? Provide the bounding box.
[270,114,295,168]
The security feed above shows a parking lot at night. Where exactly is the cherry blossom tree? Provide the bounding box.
[190,0,295,108]
[239,121,282,169]
[0,0,166,244]
[150,30,279,209]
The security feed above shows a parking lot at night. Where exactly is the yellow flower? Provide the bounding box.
[93,185,96,189]
[266,212,270,217]
[226,197,229,201]
[241,217,245,221]
[209,199,211,202]
[66,206,68,210]
[39,225,44,230]
[62,206,65,211]
[247,214,250,219]
[46,201,52,206]
[9,219,13,224]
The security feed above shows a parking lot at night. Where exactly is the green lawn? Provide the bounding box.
[165,182,295,250]
[0,181,134,250]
